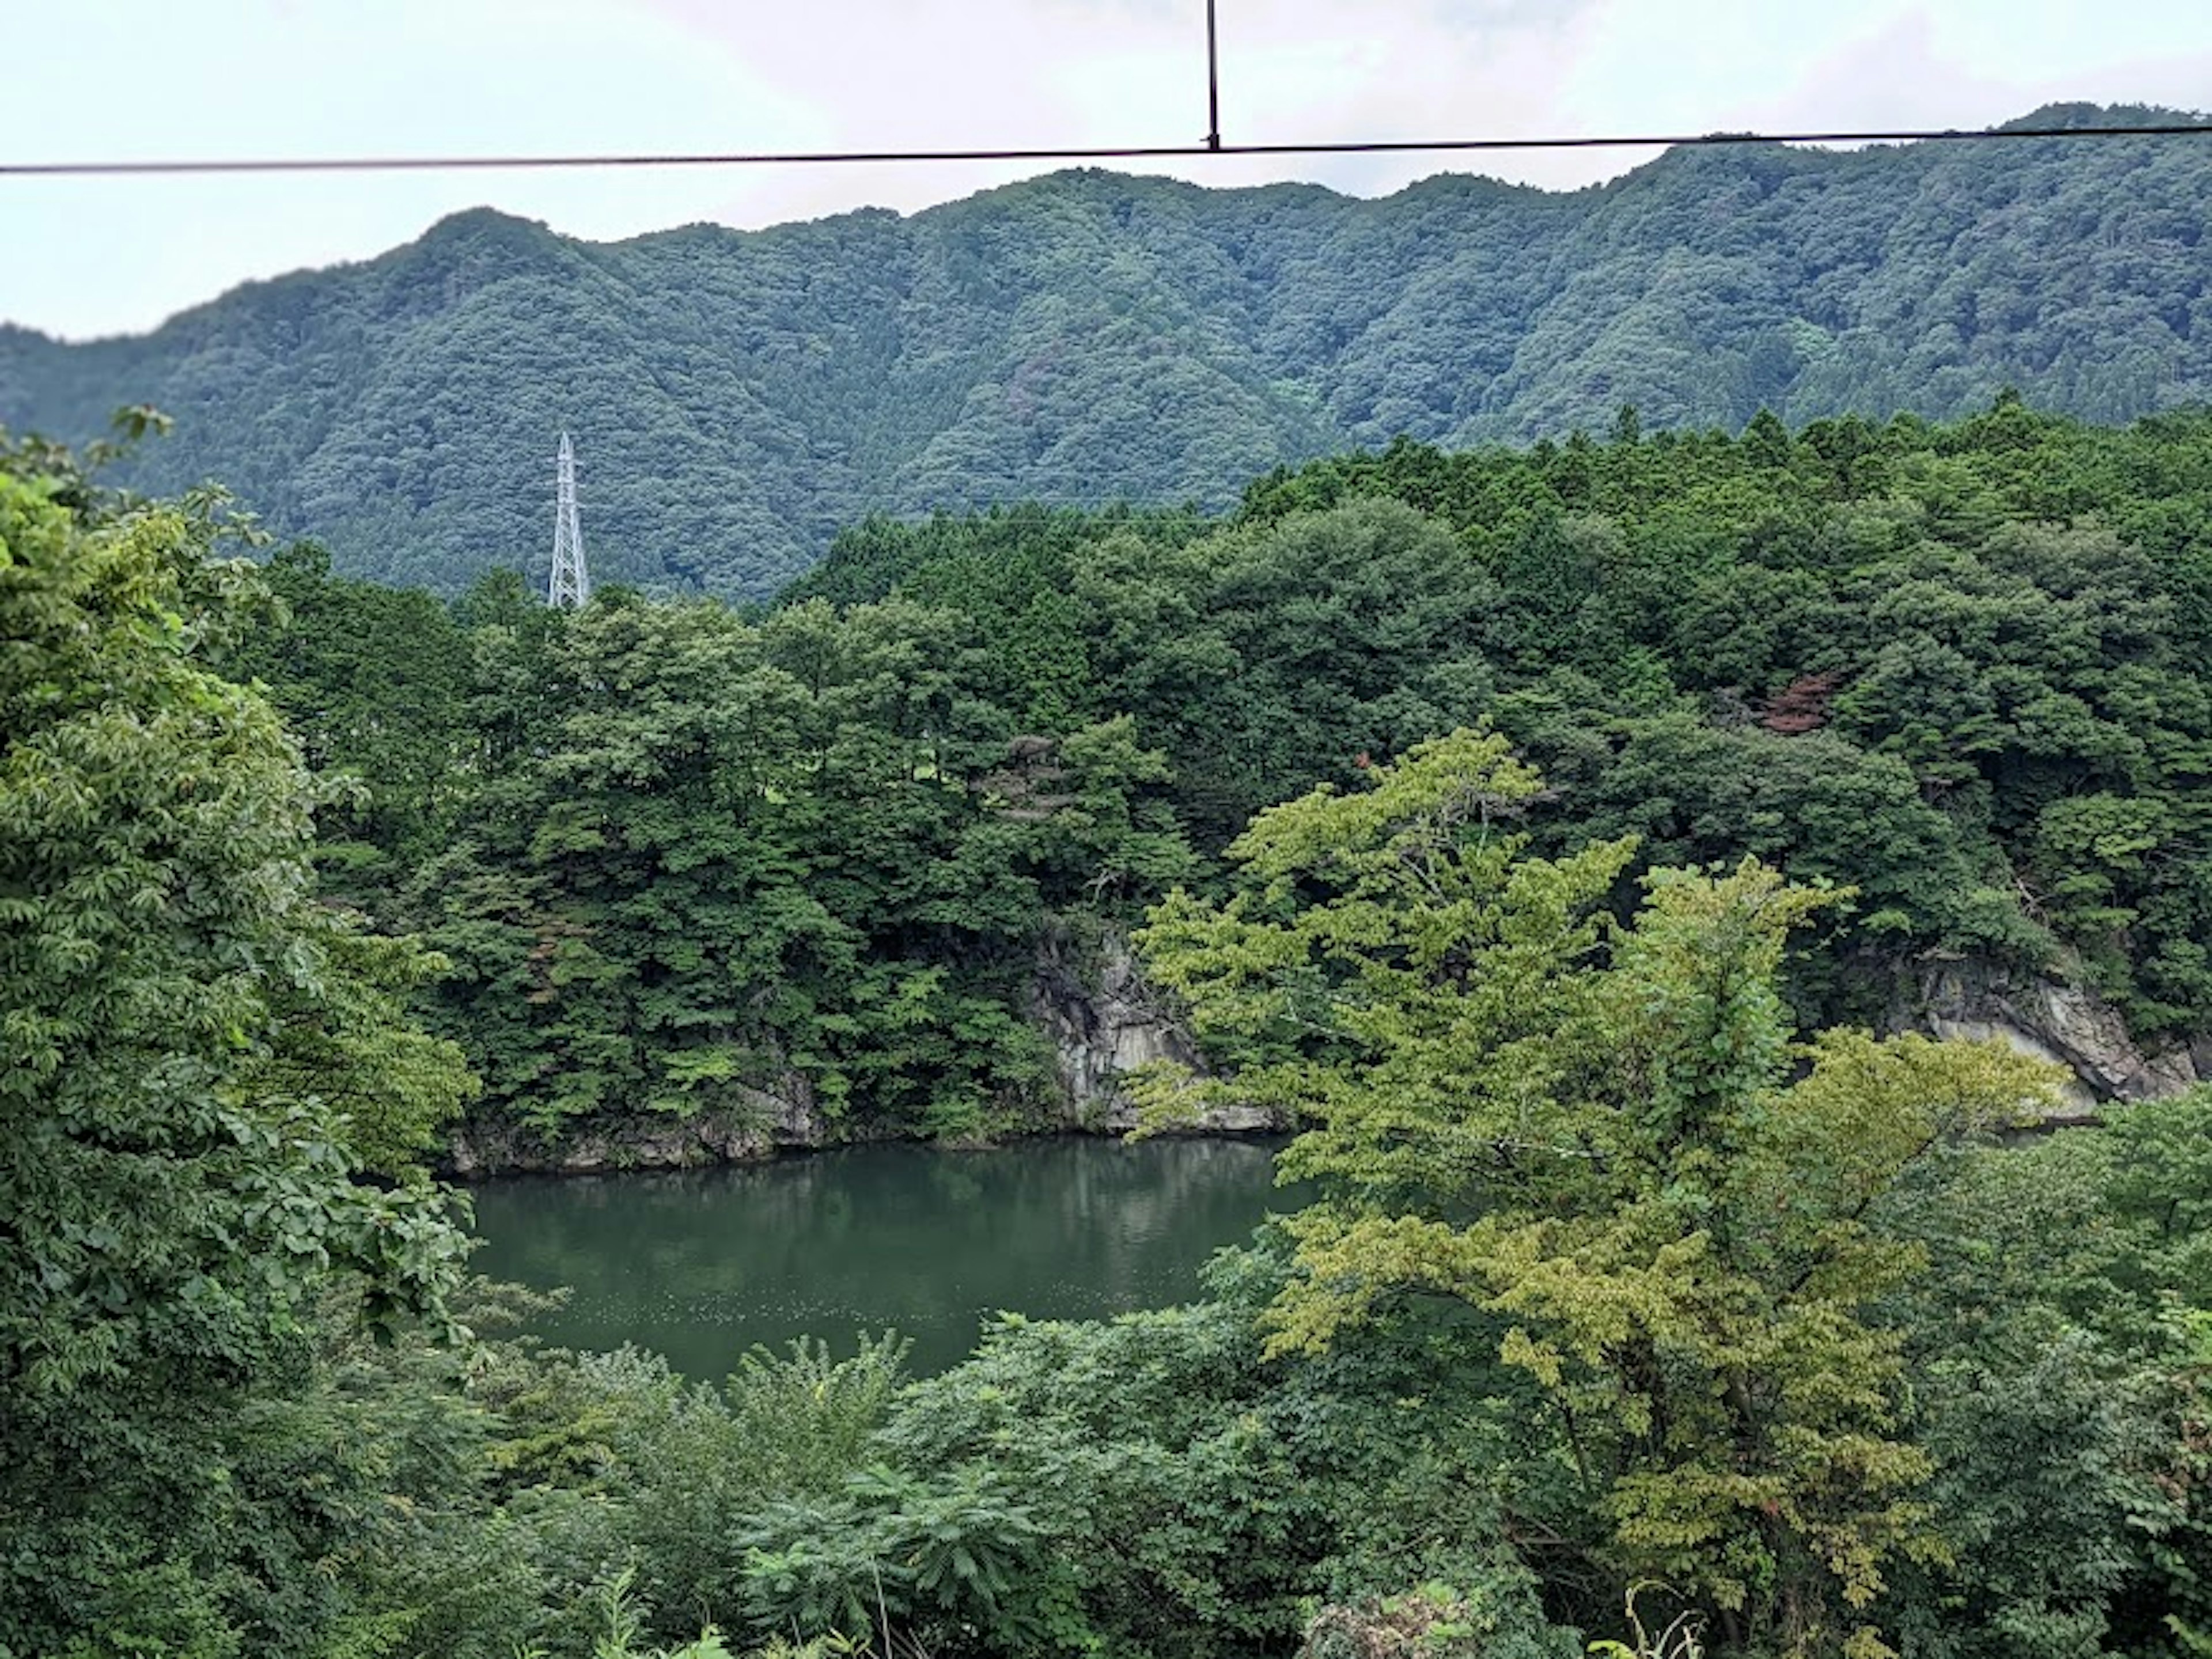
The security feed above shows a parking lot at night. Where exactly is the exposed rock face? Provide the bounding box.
[1029,925,1283,1135]
[443,1082,824,1175]
[1919,963,2201,1111]
[446,929,1280,1173]
[442,941,2201,1173]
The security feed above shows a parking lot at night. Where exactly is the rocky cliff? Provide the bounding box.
[442,1081,830,1175]
[1028,925,1280,1135]
[445,927,1277,1173]
[1918,962,2203,1112]
[445,931,2198,1173]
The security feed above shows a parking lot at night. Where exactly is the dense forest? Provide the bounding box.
[4,104,2210,598]
[6,398,2212,1659]
[222,395,2212,1161]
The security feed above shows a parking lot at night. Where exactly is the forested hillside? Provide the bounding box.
[12,410,2212,1659]
[224,399,2212,1161]
[4,103,2209,597]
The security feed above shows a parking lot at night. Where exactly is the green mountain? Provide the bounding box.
[3,102,2207,597]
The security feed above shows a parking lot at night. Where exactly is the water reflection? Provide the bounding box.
[468,1136,1301,1377]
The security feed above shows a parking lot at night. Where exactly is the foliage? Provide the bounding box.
[874,1268,1576,1659]
[1869,1090,2212,1659]
[726,1333,915,1496]
[11,385,2212,1659]
[1135,734,2065,1656]
[213,396,2212,1153]
[1240,406,2212,1040]
[0,434,473,1656]
[5,106,2210,599]
[1300,1579,1555,1659]
[381,581,1182,1143]
[736,1463,1058,1655]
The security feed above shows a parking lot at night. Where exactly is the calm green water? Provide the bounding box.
[468,1136,1299,1377]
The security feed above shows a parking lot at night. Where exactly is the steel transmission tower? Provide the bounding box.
[547,430,590,608]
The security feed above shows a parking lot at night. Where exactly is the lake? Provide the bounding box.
[467,1135,1301,1377]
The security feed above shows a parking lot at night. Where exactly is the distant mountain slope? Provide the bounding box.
[3,103,2207,597]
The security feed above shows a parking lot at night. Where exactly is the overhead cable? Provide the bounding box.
[5,121,2210,179]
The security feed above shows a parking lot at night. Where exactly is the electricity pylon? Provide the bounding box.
[547,430,590,608]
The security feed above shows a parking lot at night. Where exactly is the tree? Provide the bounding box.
[222,539,475,902]
[1136,730,2061,1657]
[0,447,471,1652]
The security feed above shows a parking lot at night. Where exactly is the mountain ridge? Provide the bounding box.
[3,101,2208,597]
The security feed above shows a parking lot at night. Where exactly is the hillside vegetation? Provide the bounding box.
[215,399,2212,1156]
[3,103,2209,597]
[7,415,2212,1658]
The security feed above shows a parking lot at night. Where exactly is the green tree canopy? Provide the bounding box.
[0,444,471,1652]
[1137,730,2062,1656]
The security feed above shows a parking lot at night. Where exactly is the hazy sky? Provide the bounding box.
[4,0,2209,340]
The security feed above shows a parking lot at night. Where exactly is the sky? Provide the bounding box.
[3,0,2209,341]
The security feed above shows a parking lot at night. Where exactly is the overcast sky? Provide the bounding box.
[3,0,2209,340]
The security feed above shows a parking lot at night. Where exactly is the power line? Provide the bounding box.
[3,121,2209,179]
[1205,0,1222,153]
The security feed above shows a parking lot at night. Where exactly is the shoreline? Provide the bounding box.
[435,1109,1287,1181]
